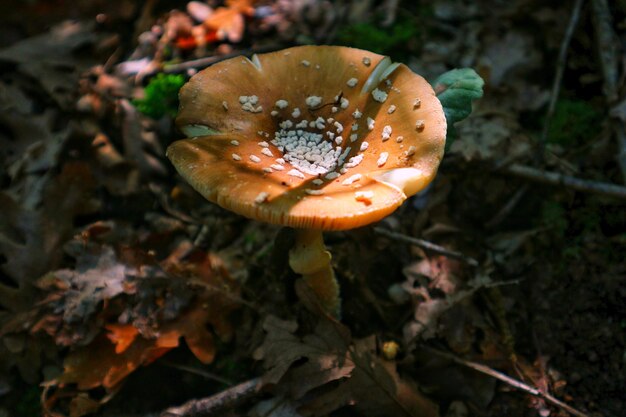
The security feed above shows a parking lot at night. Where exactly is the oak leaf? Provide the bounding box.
[256,315,439,417]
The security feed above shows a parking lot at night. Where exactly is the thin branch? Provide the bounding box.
[485,184,529,229]
[159,44,284,75]
[420,346,590,417]
[591,0,620,99]
[538,0,585,158]
[380,0,400,27]
[503,163,626,199]
[373,227,479,267]
[160,360,234,386]
[160,377,262,417]
[591,0,626,182]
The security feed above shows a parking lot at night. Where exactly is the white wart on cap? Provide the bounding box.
[168,45,446,230]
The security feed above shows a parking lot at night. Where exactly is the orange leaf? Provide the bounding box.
[175,304,217,364]
[105,324,138,354]
[50,247,240,417]
[226,0,256,14]
[202,0,256,43]
[175,31,219,50]
[59,332,175,390]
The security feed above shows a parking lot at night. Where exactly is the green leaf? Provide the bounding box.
[432,68,484,147]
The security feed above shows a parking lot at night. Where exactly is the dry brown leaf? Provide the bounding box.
[0,21,100,108]
[403,256,464,295]
[451,116,511,161]
[1,229,240,417]
[68,393,102,417]
[479,32,541,88]
[401,261,495,347]
[0,161,98,316]
[255,315,353,391]
[301,336,439,417]
[256,314,438,417]
[57,291,227,392]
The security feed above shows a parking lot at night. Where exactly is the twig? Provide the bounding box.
[159,44,284,75]
[420,346,591,417]
[189,278,261,311]
[609,112,626,184]
[485,184,529,229]
[160,360,234,386]
[538,0,585,159]
[591,0,620,100]
[133,0,158,44]
[591,0,626,182]
[503,163,626,199]
[373,227,479,267]
[380,0,400,27]
[160,377,262,417]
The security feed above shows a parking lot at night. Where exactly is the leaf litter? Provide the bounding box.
[0,1,624,417]
[254,313,438,417]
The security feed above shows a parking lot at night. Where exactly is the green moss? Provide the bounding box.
[547,99,603,146]
[336,18,419,57]
[133,73,186,119]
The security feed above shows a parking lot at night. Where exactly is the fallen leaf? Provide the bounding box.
[34,242,241,417]
[403,256,464,295]
[256,314,439,417]
[0,21,100,108]
[0,161,97,315]
[54,246,128,324]
[68,393,101,417]
[301,335,439,417]
[255,315,353,392]
[59,330,175,390]
[203,0,256,43]
[105,324,139,354]
[479,32,541,88]
[450,116,510,161]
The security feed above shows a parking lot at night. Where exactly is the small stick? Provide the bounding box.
[373,227,479,267]
[420,346,590,417]
[538,0,585,159]
[159,44,284,75]
[160,377,262,417]
[485,184,529,229]
[160,360,234,386]
[380,0,400,27]
[591,0,619,99]
[503,163,626,199]
[591,0,626,182]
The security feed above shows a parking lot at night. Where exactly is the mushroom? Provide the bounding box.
[167,46,446,316]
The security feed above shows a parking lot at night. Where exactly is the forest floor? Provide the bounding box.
[0,1,624,417]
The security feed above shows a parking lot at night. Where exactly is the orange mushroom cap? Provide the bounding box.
[167,45,446,231]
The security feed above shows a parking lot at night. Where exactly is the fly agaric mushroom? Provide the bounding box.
[167,46,446,316]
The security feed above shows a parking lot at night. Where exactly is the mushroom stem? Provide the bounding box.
[288,228,340,317]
